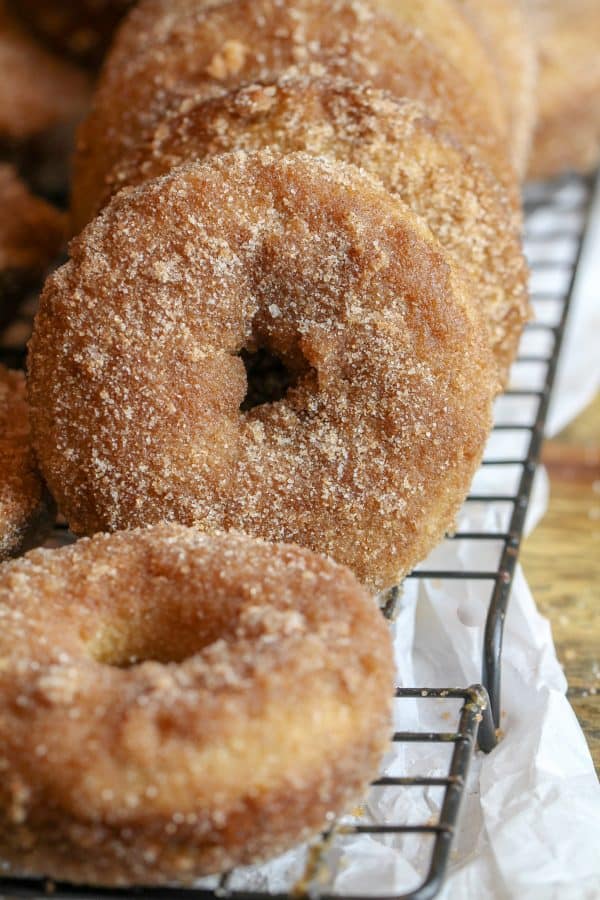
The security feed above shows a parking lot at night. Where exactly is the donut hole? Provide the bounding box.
[239,345,310,410]
[89,624,213,668]
[87,600,232,669]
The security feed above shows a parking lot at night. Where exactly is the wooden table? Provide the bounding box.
[522,392,600,769]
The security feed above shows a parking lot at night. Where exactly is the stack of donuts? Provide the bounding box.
[0,0,599,888]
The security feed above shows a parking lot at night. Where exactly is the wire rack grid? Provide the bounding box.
[0,170,597,900]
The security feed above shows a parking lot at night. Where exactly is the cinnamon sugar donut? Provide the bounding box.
[0,365,54,561]
[0,0,89,142]
[457,0,538,177]
[30,151,496,590]
[376,0,508,137]
[0,0,91,196]
[12,0,134,67]
[0,525,394,885]
[72,0,512,230]
[526,0,600,179]
[0,164,65,331]
[98,76,529,379]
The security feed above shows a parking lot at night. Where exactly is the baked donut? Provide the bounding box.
[12,0,135,67]
[30,150,496,590]
[0,0,89,143]
[98,76,529,379]
[0,0,91,197]
[526,0,600,179]
[0,524,393,885]
[72,0,512,230]
[0,365,54,561]
[456,0,538,177]
[376,0,508,138]
[0,164,65,332]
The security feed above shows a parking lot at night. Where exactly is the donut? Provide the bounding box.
[30,150,497,590]
[0,0,89,143]
[456,0,538,177]
[375,0,509,138]
[0,524,393,885]
[525,0,600,179]
[0,365,54,561]
[72,0,513,230]
[0,164,65,332]
[97,76,529,380]
[12,0,135,67]
[0,0,91,197]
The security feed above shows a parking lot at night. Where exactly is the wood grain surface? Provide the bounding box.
[522,392,600,770]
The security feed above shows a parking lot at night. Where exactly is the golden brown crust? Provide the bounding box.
[11,0,134,67]
[31,150,497,590]
[0,525,394,885]
[457,0,538,177]
[72,0,512,229]
[0,0,90,142]
[96,76,529,379]
[526,0,600,179]
[0,365,54,561]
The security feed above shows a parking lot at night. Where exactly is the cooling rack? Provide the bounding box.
[0,169,597,900]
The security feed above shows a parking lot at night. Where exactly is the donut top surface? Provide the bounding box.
[97,75,528,378]
[30,150,496,589]
[72,0,511,228]
[0,526,391,730]
[0,524,392,695]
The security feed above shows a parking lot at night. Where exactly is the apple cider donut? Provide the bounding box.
[376,0,508,138]
[0,0,91,196]
[1,164,65,331]
[525,0,600,179]
[0,524,394,885]
[72,0,511,231]
[30,151,496,590]
[11,0,134,67]
[457,0,538,177]
[0,365,54,560]
[0,0,89,143]
[98,76,529,379]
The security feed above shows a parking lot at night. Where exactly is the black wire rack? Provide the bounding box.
[0,170,597,900]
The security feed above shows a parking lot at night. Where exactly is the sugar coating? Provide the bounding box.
[97,75,529,379]
[30,150,497,590]
[525,0,600,179]
[0,524,394,885]
[15,0,134,67]
[456,0,538,177]
[0,0,90,141]
[0,365,53,561]
[72,0,513,229]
